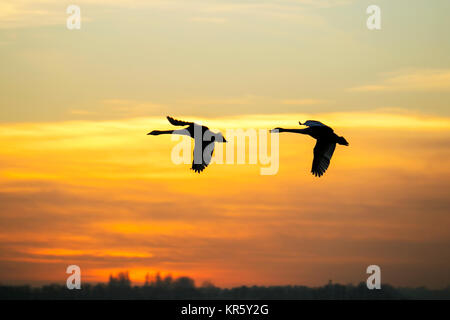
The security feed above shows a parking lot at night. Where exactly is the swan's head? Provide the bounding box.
[337,136,349,146]
[213,132,227,143]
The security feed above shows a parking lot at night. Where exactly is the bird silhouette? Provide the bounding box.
[147,116,227,173]
[271,120,349,177]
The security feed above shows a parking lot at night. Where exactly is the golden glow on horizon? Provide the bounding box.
[27,248,154,258]
[0,111,450,287]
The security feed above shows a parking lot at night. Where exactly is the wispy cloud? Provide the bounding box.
[0,0,354,29]
[200,0,354,13]
[0,0,171,28]
[281,99,329,105]
[349,69,450,92]
[0,1,61,28]
[178,95,262,106]
[69,99,165,119]
[189,17,227,24]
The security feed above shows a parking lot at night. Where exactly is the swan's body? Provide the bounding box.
[271,120,348,177]
[147,116,227,173]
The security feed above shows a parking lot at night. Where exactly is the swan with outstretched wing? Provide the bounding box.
[271,120,349,177]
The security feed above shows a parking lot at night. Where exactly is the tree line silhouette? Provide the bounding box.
[1,272,450,299]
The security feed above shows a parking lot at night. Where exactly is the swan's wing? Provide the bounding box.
[301,120,328,128]
[167,116,193,126]
[311,140,336,177]
[192,140,215,173]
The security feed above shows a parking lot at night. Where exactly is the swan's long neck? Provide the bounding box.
[150,129,193,137]
[277,128,309,134]
[151,130,175,135]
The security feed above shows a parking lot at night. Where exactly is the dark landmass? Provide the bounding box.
[1,273,449,300]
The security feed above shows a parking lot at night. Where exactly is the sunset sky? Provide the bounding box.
[1,0,450,288]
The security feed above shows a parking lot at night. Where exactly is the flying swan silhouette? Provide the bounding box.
[147,116,227,173]
[271,120,349,177]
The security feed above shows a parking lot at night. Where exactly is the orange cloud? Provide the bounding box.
[0,111,449,288]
